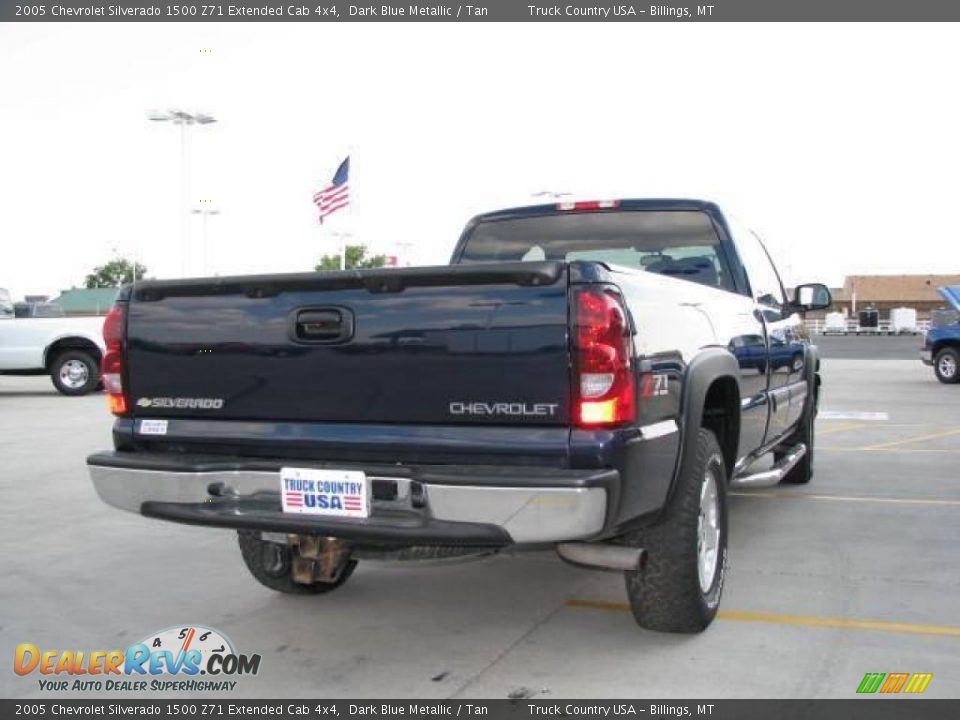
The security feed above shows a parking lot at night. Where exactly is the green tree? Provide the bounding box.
[315,245,388,271]
[84,258,148,288]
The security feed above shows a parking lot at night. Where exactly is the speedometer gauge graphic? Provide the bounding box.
[136,625,235,669]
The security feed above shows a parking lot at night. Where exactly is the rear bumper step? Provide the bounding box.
[87,451,616,545]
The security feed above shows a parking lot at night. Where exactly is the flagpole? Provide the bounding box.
[344,147,353,271]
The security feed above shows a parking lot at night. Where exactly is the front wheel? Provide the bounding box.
[934,348,960,384]
[623,429,728,633]
[50,350,100,396]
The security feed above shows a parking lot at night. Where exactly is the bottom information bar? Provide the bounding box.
[3,700,959,720]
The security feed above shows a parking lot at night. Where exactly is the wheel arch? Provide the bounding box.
[44,335,103,369]
[670,348,741,497]
[932,337,960,355]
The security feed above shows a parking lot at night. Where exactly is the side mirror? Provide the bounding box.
[792,283,832,313]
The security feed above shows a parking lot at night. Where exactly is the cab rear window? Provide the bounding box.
[459,210,734,291]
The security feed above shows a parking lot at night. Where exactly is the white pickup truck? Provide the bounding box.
[0,288,107,395]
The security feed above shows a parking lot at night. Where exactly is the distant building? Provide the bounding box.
[50,287,120,316]
[828,274,960,319]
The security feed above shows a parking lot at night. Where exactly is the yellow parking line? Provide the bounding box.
[864,427,960,450]
[816,422,867,437]
[820,446,960,454]
[564,600,960,638]
[729,491,960,507]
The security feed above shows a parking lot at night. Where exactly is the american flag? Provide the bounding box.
[343,494,363,512]
[285,491,303,508]
[313,156,350,223]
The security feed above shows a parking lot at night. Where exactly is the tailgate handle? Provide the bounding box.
[293,308,353,343]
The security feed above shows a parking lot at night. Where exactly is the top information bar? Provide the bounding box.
[4,0,960,22]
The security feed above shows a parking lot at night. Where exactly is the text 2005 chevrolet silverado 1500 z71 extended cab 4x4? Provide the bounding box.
[87,199,831,633]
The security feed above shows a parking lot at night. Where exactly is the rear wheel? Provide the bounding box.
[623,429,728,633]
[50,350,100,396]
[238,531,356,595]
[934,348,960,384]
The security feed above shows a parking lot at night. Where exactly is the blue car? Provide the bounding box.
[922,286,960,384]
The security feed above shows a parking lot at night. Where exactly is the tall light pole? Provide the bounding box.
[191,207,220,275]
[330,231,352,270]
[148,110,217,276]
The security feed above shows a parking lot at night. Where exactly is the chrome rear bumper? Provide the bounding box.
[87,453,613,545]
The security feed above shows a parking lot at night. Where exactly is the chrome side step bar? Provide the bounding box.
[556,543,645,571]
[730,443,807,489]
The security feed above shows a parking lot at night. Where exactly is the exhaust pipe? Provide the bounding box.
[557,542,644,571]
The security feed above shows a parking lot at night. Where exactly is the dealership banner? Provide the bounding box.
[5,0,960,22]
[3,701,960,719]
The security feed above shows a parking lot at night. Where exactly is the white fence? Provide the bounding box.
[803,318,931,335]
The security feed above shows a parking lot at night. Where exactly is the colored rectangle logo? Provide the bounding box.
[857,672,932,694]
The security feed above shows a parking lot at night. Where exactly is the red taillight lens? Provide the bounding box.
[101,304,127,416]
[573,287,635,427]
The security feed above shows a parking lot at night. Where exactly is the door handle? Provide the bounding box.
[291,307,354,343]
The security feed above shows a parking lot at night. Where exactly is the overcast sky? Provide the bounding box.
[1,22,958,301]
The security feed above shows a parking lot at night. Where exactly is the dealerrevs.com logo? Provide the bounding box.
[14,625,261,693]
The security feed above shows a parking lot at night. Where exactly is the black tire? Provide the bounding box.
[933,347,960,384]
[50,350,100,396]
[622,429,728,633]
[237,531,356,595]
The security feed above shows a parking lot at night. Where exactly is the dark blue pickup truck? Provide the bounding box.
[87,199,831,633]
[921,286,960,383]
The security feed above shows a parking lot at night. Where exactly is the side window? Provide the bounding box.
[728,217,787,320]
[0,289,12,319]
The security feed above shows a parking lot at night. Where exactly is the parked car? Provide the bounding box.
[922,286,960,384]
[86,199,831,634]
[0,288,107,395]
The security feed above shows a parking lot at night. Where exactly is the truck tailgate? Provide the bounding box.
[125,262,571,426]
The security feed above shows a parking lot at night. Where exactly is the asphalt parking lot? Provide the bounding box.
[2,334,958,699]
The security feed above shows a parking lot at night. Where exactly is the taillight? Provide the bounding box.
[101,303,127,415]
[572,287,636,427]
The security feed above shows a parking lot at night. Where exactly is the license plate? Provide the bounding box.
[280,467,369,518]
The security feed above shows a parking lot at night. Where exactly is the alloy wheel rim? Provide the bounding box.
[940,355,957,378]
[697,465,721,593]
[59,359,89,389]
